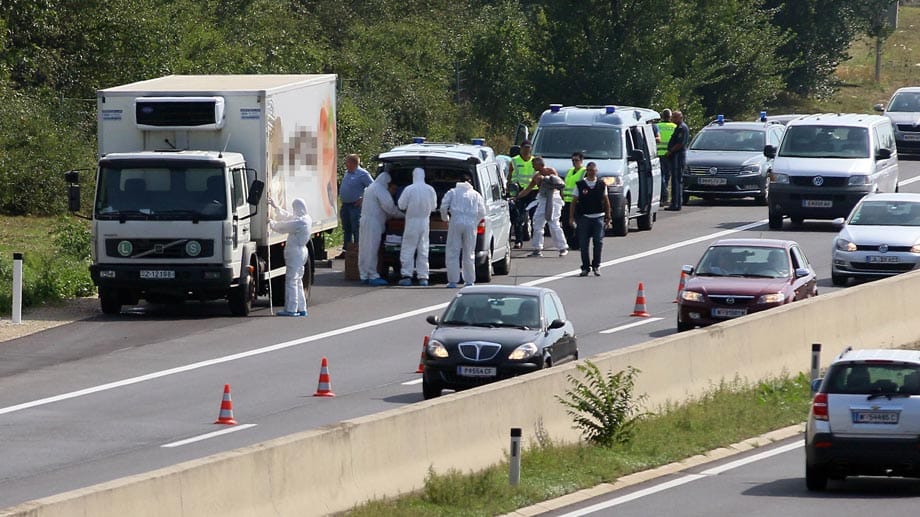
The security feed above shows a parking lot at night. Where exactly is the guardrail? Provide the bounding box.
[3,270,918,517]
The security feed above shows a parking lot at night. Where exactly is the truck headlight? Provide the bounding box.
[835,238,856,252]
[770,173,789,184]
[758,292,785,304]
[601,176,623,187]
[427,339,449,358]
[680,290,704,302]
[508,342,538,360]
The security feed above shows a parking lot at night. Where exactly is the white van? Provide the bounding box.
[764,113,899,230]
[526,104,661,236]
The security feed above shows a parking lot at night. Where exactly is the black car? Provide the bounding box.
[421,285,578,399]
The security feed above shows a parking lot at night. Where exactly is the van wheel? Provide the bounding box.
[494,247,511,275]
[99,287,122,315]
[768,209,783,230]
[476,248,494,283]
[805,464,828,491]
[611,198,629,237]
[636,208,654,231]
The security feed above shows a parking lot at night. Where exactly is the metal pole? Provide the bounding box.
[811,343,822,382]
[12,253,23,324]
[509,427,522,486]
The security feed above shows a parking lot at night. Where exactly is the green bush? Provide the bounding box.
[556,362,647,447]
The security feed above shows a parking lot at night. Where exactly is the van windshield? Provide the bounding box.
[532,127,622,160]
[778,126,869,159]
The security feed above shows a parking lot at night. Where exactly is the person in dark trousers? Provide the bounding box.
[568,162,611,276]
[508,140,537,248]
[338,154,373,257]
[664,110,689,211]
[656,109,676,206]
[561,151,586,250]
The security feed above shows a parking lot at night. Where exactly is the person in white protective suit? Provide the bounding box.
[397,167,438,286]
[440,175,486,288]
[358,171,404,286]
[268,197,312,316]
[516,156,568,257]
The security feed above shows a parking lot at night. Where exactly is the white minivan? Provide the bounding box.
[524,104,661,236]
[764,113,899,230]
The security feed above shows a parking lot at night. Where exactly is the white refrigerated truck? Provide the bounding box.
[66,74,339,315]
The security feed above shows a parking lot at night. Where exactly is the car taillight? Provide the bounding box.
[812,392,828,421]
[477,219,485,235]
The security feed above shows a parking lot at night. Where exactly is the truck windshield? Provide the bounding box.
[95,166,227,220]
[532,127,622,160]
[778,126,869,159]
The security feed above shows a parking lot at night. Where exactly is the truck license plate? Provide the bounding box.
[457,366,497,378]
[802,199,832,208]
[140,270,175,279]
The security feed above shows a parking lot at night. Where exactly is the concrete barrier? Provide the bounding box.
[3,270,919,516]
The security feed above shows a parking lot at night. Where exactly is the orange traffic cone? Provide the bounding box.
[673,270,688,303]
[313,357,336,397]
[214,384,238,425]
[416,336,429,373]
[631,282,651,317]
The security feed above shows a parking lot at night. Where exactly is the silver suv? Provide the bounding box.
[806,347,920,491]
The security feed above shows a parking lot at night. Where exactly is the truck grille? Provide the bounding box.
[105,238,214,259]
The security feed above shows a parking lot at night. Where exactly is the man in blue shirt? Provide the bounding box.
[338,154,373,257]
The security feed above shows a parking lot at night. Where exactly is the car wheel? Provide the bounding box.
[831,274,849,287]
[99,287,122,315]
[677,317,693,332]
[494,246,511,275]
[805,464,828,491]
[636,207,654,231]
[611,198,629,237]
[422,377,442,400]
[476,248,494,283]
[768,209,783,230]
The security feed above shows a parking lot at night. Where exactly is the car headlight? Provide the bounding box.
[427,339,449,358]
[835,238,857,252]
[848,175,870,186]
[740,165,761,174]
[508,342,538,360]
[680,290,704,302]
[601,176,623,187]
[770,173,789,184]
[758,292,786,304]
[911,244,920,254]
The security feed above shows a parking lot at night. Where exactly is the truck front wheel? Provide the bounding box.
[99,287,122,315]
[229,261,257,316]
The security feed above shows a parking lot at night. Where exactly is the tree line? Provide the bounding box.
[0,0,895,215]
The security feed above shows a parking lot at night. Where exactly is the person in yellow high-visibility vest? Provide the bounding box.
[508,141,536,248]
[561,151,586,250]
[657,109,677,206]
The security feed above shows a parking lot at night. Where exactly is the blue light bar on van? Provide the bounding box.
[605,105,617,114]
[717,114,725,125]
[471,138,485,146]
[760,111,767,122]
[549,104,562,113]
[412,136,426,144]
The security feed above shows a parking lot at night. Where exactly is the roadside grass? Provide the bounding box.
[344,374,811,517]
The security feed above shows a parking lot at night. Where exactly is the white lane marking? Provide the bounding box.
[161,424,257,448]
[401,378,423,386]
[556,440,802,516]
[0,219,768,417]
[901,175,920,186]
[600,318,663,334]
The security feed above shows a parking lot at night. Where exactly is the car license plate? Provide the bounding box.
[457,366,497,378]
[698,177,727,186]
[904,134,920,142]
[867,255,900,263]
[140,270,175,279]
[712,308,747,318]
[852,410,899,424]
[802,199,832,208]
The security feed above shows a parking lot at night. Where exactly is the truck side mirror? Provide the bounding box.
[247,179,264,206]
[763,145,776,159]
[68,185,81,213]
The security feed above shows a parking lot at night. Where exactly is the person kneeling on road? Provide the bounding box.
[397,167,437,286]
[268,197,312,316]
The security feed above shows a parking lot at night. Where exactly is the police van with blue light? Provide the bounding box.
[682,112,786,206]
[521,104,661,236]
[375,138,512,283]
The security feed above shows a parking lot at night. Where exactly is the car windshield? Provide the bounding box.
[442,293,541,329]
[848,200,920,226]
[888,92,920,112]
[695,245,790,279]
[778,125,869,158]
[532,126,622,159]
[690,129,765,151]
[825,363,920,395]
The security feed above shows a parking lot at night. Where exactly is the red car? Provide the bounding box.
[677,238,818,331]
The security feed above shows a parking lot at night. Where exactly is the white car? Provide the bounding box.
[874,86,920,156]
[806,347,920,491]
[831,193,920,286]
